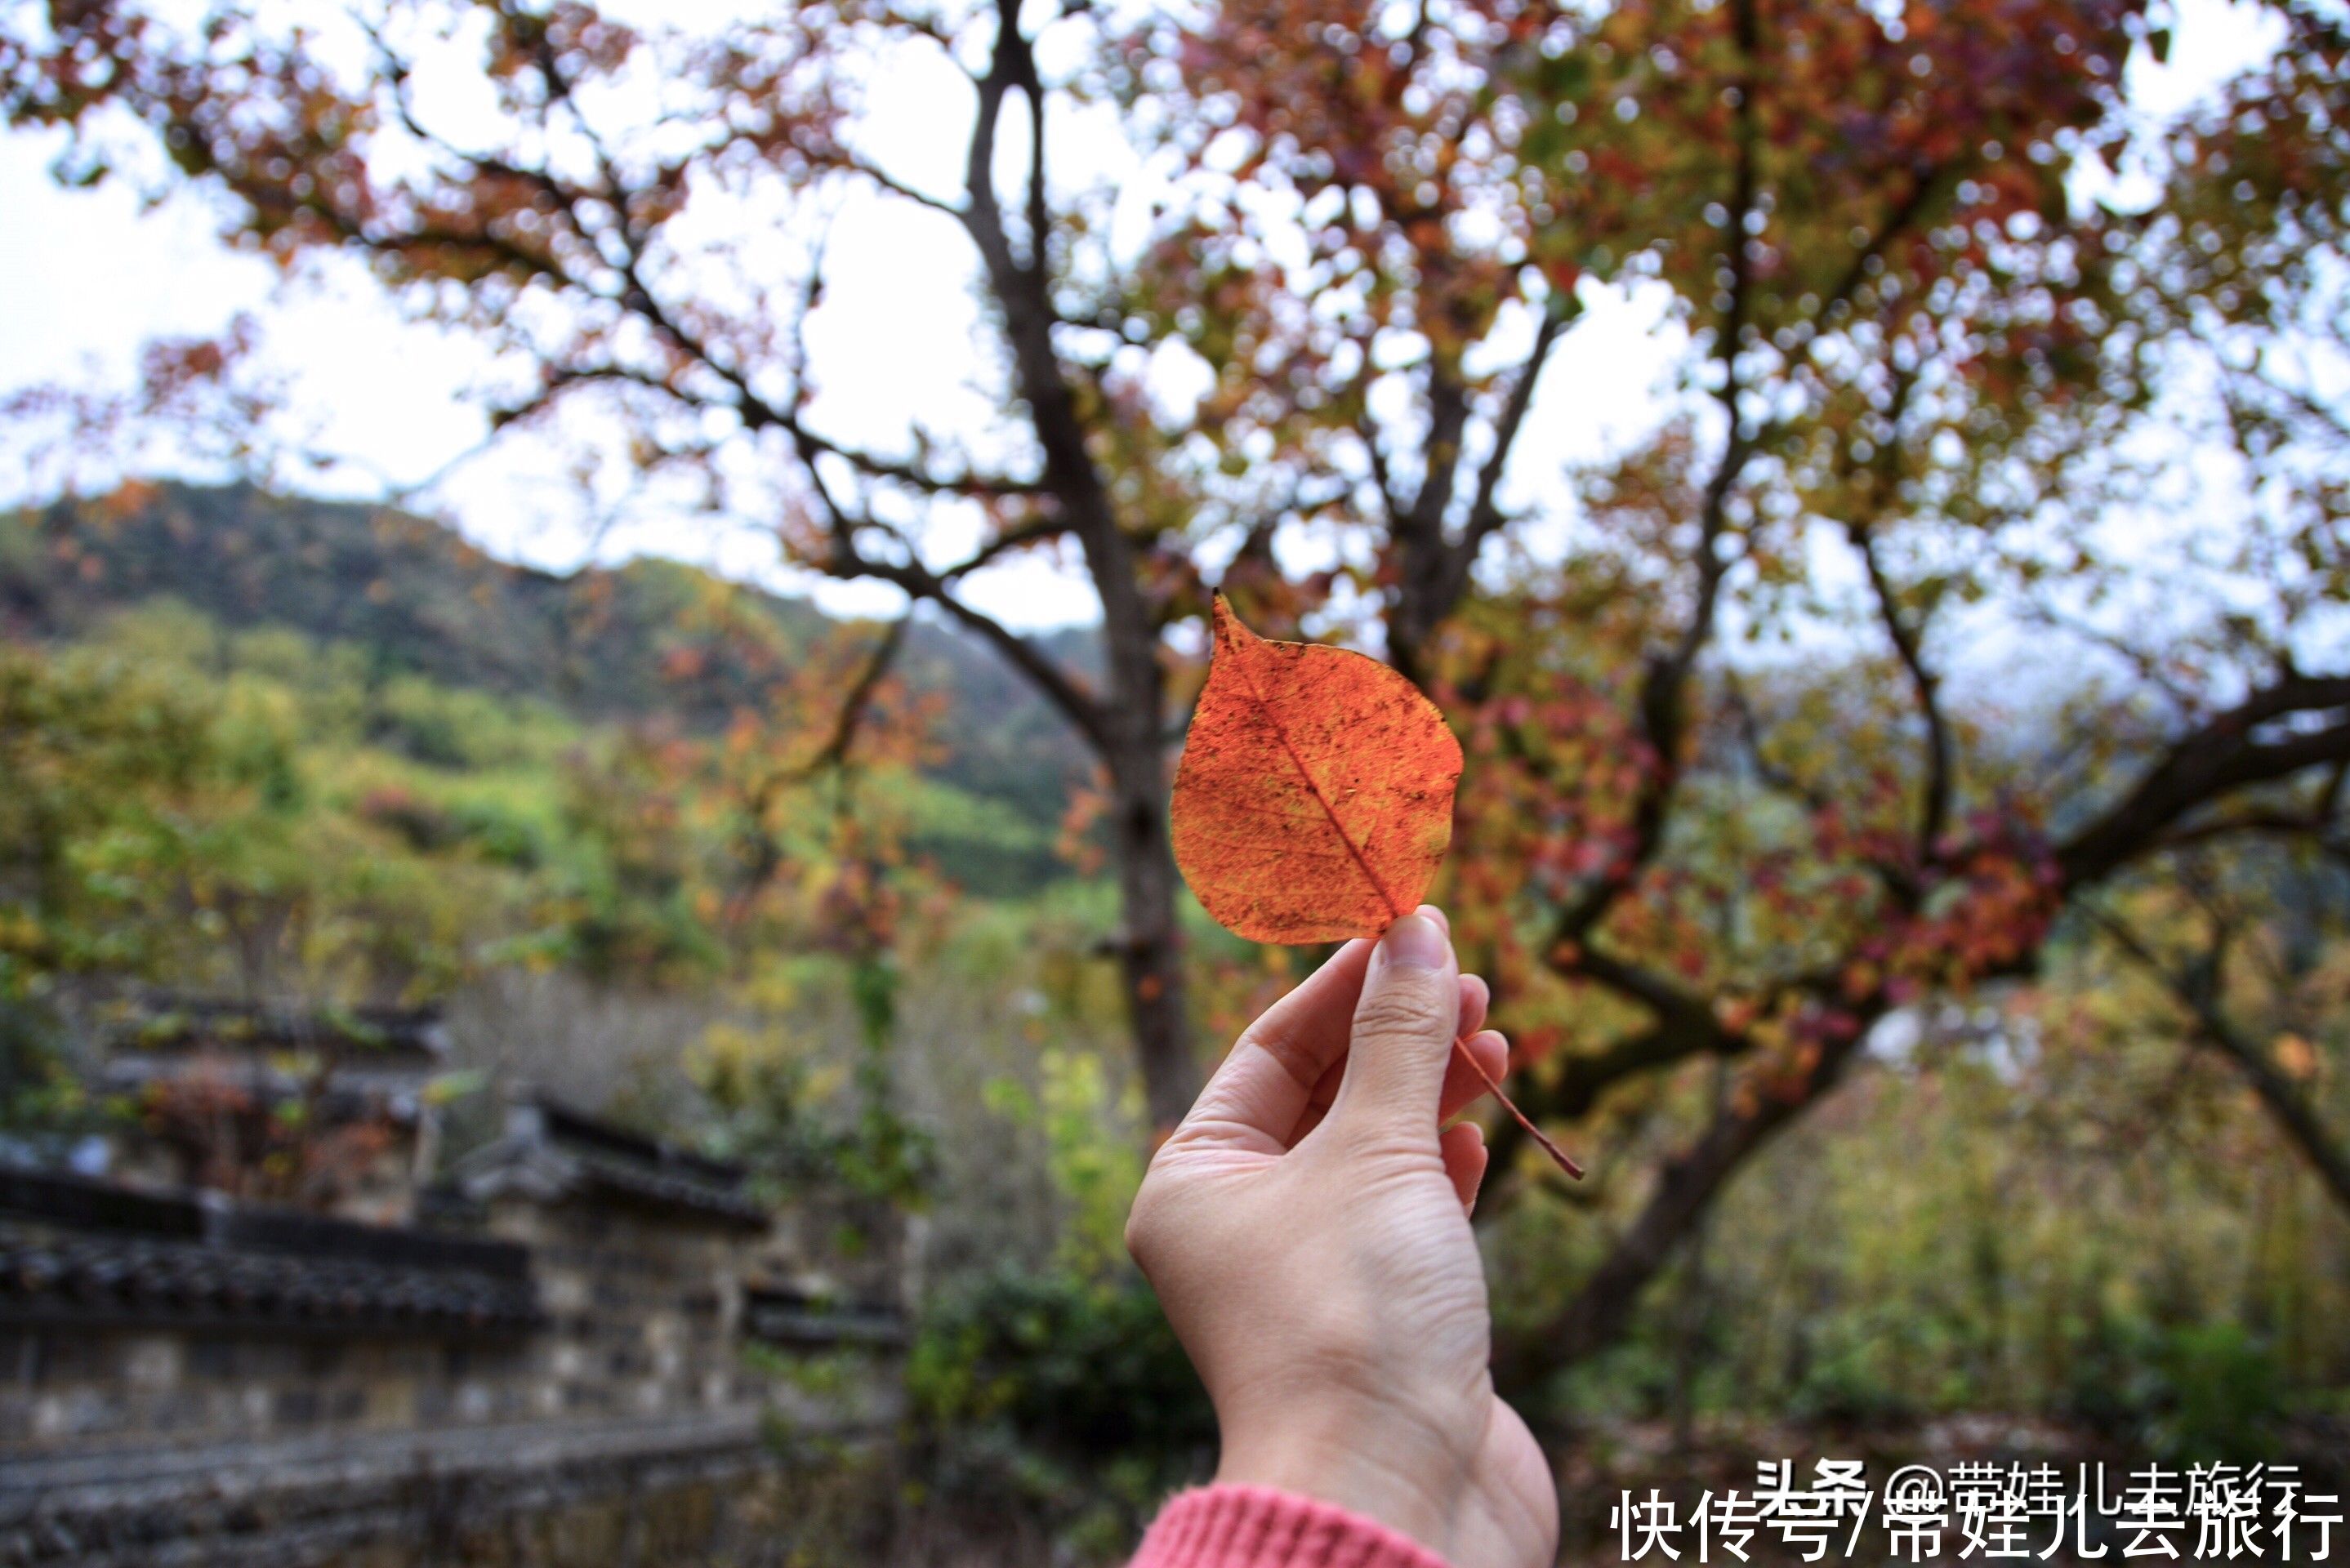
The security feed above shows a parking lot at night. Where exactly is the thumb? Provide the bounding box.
[1327,908,1460,1142]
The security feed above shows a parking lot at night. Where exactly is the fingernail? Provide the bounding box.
[1377,911,1447,973]
[1418,903,1450,938]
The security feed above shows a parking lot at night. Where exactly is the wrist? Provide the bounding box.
[1212,1403,1471,1560]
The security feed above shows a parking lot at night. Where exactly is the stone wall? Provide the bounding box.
[0,1328,541,1451]
[474,1195,758,1419]
[0,1167,544,1454]
[2,1409,805,1567]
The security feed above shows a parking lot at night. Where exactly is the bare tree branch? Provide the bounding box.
[800,615,912,780]
[2059,675,2350,887]
[1501,1020,1873,1384]
[1850,519,1953,860]
[788,418,1050,499]
[1453,301,1572,577]
[840,150,968,220]
[797,442,1110,753]
[2089,906,2350,1214]
[1724,678,1831,814]
[941,514,1072,578]
[722,616,910,926]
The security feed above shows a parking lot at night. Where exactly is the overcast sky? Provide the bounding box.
[0,0,2289,633]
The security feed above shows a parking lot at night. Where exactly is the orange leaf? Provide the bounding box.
[1173,595,1463,942]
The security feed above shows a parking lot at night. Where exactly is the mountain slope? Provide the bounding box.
[1,483,1096,840]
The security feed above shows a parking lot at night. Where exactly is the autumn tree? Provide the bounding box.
[9,0,2350,1383]
[1157,0,2350,1370]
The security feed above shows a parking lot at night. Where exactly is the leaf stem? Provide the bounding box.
[1453,1036,1585,1181]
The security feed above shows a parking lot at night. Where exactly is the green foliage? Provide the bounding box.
[895,777,1064,897]
[689,1009,935,1209]
[0,620,1071,1004]
[2151,1326,2289,1463]
[1782,1336,1924,1435]
[2063,1321,2289,1464]
[837,955,935,1205]
[365,675,573,772]
[542,731,727,984]
[0,634,281,982]
[905,1264,1211,1555]
[0,1000,89,1142]
[899,1041,1202,1553]
[982,1049,1147,1274]
[1492,978,2350,1435]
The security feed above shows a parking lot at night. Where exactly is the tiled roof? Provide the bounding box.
[563,1142,770,1227]
[444,1099,769,1230]
[0,1231,537,1332]
[91,992,453,1111]
[0,1167,537,1335]
[102,993,452,1062]
[742,1285,906,1348]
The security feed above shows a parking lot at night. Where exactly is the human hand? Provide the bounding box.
[1123,906,1558,1568]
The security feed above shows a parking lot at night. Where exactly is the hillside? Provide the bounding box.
[0,483,1095,853]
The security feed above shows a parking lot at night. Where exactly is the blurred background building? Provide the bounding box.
[1,1006,911,1567]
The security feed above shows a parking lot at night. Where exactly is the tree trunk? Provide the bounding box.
[1075,490,1197,1131]
[1088,519,1197,1129]
[954,16,1202,1132]
[1108,753,1200,1133]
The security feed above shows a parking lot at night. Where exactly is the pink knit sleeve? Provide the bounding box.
[1130,1486,1451,1568]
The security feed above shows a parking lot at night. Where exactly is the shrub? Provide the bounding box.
[905,1262,1212,1557]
